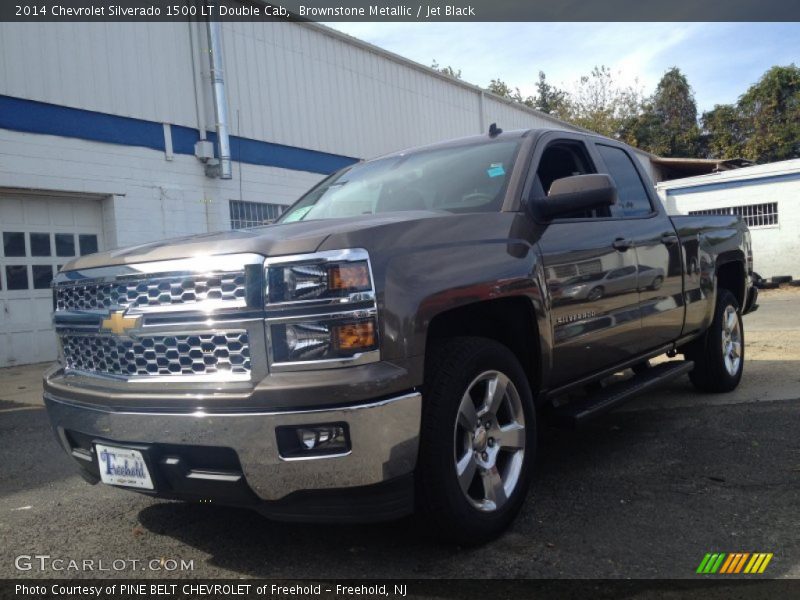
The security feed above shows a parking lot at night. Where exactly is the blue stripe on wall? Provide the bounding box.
[0,95,165,152]
[0,95,359,175]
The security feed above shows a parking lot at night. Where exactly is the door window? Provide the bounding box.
[596,144,653,217]
[535,141,602,219]
[607,266,637,279]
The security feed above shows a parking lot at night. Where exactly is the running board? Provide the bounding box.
[552,360,694,428]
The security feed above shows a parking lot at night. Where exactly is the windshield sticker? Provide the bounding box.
[487,164,505,178]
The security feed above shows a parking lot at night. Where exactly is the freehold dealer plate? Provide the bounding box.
[95,444,154,489]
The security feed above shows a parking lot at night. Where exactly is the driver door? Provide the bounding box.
[531,134,642,387]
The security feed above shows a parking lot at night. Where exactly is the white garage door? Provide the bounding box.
[0,193,104,367]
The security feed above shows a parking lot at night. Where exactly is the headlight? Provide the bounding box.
[267,260,371,304]
[264,249,379,370]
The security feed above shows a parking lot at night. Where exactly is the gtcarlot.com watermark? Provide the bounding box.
[15,554,195,572]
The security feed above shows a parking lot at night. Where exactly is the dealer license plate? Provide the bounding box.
[95,444,154,490]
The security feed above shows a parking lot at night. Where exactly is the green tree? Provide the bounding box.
[486,78,524,103]
[738,64,800,162]
[653,67,701,156]
[620,67,700,157]
[567,65,643,138]
[701,104,746,159]
[533,71,569,119]
[430,60,462,80]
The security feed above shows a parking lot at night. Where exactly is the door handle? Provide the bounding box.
[661,234,679,245]
[612,238,634,251]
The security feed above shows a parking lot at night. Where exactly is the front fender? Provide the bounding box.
[317,212,551,386]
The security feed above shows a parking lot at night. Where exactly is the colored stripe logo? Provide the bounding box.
[696,552,773,574]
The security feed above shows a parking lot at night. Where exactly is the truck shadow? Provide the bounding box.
[136,371,800,578]
[136,503,440,577]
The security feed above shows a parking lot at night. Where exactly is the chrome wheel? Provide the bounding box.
[453,370,526,512]
[721,305,742,376]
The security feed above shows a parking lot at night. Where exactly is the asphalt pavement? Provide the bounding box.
[1,291,798,579]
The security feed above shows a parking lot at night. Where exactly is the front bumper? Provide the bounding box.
[44,390,421,518]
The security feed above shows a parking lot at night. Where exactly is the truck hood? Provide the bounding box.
[61,211,447,270]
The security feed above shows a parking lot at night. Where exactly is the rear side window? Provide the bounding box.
[596,144,653,217]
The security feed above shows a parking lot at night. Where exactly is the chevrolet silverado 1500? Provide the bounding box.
[44,128,757,543]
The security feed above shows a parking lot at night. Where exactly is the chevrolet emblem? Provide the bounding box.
[100,310,141,335]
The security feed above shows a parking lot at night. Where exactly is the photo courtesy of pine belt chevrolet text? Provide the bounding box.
[43,127,758,544]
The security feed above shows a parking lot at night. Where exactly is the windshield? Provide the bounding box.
[278,139,522,223]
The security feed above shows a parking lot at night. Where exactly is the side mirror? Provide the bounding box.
[533,174,617,219]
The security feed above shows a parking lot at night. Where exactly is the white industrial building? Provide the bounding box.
[0,20,657,367]
[657,159,800,280]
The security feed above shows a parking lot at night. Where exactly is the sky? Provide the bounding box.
[325,23,800,113]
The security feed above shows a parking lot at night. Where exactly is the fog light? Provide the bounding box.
[276,423,350,459]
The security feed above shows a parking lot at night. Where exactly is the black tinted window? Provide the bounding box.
[30,233,51,256]
[79,234,99,255]
[55,233,75,257]
[3,232,25,257]
[32,265,53,289]
[6,265,28,290]
[608,266,636,279]
[597,145,653,217]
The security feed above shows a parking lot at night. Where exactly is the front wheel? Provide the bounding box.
[416,337,536,544]
[685,288,744,392]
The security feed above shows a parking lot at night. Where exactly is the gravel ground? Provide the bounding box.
[1,288,798,580]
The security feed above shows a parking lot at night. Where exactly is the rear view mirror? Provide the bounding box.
[534,174,617,219]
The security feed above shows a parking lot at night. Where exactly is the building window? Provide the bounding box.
[229,201,285,229]
[689,202,778,228]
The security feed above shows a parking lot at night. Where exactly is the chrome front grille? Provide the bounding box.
[56,272,247,311]
[53,253,265,382]
[61,332,250,378]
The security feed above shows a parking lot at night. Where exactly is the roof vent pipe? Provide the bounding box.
[206,19,232,179]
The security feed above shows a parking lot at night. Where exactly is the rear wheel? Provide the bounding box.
[684,288,744,392]
[417,337,536,544]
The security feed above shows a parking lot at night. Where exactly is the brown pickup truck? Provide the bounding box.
[44,128,757,543]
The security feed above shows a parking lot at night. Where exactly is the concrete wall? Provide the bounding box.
[0,127,322,249]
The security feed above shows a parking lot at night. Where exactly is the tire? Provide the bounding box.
[649,276,663,291]
[417,337,536,545]
[587,286,604,301]
[684,288,744,393]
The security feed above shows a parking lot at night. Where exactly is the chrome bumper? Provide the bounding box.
[44,391,421,501]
